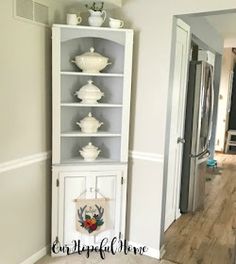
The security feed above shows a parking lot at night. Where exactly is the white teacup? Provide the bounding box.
[109,18,124,29]
[67,14,82,25]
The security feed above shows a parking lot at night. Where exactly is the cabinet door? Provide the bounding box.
[93,171,123,245]
[57,170,124,248]
[58,171,89,246]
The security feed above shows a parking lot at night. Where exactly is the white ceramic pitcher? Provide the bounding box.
[88,10,106,27]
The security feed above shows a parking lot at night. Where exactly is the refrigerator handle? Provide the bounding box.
[191,148,210,158]
[206,66,214,146]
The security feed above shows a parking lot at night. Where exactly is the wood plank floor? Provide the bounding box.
[163,153,236,264]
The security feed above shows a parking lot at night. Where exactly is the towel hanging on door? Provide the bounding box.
[76,198,108,235]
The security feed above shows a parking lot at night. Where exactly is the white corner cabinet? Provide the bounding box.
[51,25,133,252]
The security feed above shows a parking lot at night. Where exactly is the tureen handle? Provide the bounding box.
[102,10,106,22]
[76,122,82,127]
[98,122,104,128]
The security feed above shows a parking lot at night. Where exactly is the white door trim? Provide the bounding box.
[164,18,191,231]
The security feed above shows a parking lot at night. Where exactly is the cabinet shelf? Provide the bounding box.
[61,71,124,77]
[61,103,123,108]
[61,132,121,137]
[61,157,120,164]
[53,26,133,165]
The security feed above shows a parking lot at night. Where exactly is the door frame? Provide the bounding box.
[162,18,191,231]
[224,70,234,149]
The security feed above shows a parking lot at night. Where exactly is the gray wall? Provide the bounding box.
[0,1,64,263]
[0,161,51,263]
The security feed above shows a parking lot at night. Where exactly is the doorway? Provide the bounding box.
[215,48,236,153]
[162,10,236,264]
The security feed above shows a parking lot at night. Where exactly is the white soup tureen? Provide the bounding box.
[76,112,103,133]
[79,142,101,161]
[71,47,111,73]
[74,80,104,104]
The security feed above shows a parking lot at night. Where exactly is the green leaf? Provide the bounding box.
[85,215,91,219]
[97,220,104,226]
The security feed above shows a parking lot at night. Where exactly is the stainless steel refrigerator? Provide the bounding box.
[180,61,214,213]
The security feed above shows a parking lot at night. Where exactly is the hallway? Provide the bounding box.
[163,154,236,264]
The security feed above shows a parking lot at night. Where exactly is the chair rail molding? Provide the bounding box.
[129,150,164,163]
[0,151,51,174]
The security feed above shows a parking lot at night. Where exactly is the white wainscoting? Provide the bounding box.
[0,151,51,174]
[129,150,164,163]
[128,151,165,259]
[1,152,51,263]
[3,149,163,263]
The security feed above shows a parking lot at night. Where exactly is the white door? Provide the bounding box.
[57,170,124,248]
[164,19,191,231]
[224,70,234,149]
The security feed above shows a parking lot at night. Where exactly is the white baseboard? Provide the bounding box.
[20,246,49,264]
[128,241,160,259]
[175,209,181,220]
[164,216,173,232]
[159,244,166,259]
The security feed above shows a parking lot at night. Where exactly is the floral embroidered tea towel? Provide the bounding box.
[76,198,108,235]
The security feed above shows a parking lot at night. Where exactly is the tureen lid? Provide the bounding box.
[79,47,107,59]
[82,142,99,151]
[80,80,101,92]
[80,112,100,124]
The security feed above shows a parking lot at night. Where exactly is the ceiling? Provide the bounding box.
[205,13,236,39]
